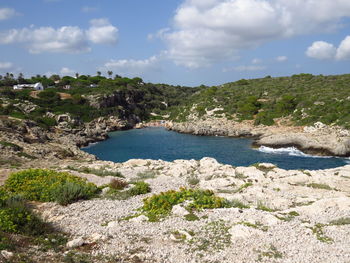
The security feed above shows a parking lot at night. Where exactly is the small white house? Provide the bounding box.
[13,83,44,91]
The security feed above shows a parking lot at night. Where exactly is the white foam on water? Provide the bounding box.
[257,146,329,158]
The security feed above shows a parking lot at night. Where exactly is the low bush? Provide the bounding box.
[104,181,150,200]
[4,169,98,205]
[52,181,97,206]
[142,188,230,221]
[129,181,151,196]
[0,193,47,235]
[109,178,128,190]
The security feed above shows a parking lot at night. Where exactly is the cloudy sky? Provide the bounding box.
[1,0,350,86]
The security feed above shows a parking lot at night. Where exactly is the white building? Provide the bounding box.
[13,83,44,91]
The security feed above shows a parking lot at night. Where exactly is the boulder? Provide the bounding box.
[1,250,14,260]
[172,204,190,216]
[66,237,85,248]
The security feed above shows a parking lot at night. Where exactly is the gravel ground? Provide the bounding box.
[32,158,350,263]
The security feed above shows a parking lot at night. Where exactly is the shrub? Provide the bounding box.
[52,181,97,206]
[254,111,275,126]
[129,181,151,196]
[0,194,47,235]
[104,181,150,200]
[4,169,98,204]
[109,178,128,190]
[35,116,56,129]
[187,176,200,185]
[142,188,230,221]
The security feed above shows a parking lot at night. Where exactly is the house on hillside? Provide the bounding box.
[13,83,44,91]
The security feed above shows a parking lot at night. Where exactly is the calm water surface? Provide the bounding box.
[83,127,348,170]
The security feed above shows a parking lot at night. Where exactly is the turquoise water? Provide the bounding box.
[83,127,349,170]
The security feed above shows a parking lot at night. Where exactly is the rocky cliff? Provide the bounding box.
[0,114,135,164]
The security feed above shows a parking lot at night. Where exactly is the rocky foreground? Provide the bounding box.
[5,157,345,263]
[1,113,350,262]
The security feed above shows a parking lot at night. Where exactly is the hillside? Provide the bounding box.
[0,75,198,128]
[168,74,350,129]
[1,73,350,129]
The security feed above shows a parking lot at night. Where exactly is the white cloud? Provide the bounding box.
[223,65,266,72]
[0,26,90,54]
[276,56,288,62]
[336,36,350,60]
[306,41,336,60]
[60,67,76,76]
[306,36,350,60]
[103,56,160,76]
[82,6,98,13]
[158,0,350,68]
[0,8,17,20]
[86,18,118,45]
[147,28,170,41]
[0,62,13,70]
[0,19,118,53]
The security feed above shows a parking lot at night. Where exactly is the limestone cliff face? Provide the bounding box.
[167,118,350,157]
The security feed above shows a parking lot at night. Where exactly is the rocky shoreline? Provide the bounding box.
[166,118,350,157]
[0,115,137,163]
[1,113,350,168]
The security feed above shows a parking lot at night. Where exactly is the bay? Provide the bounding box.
[83,127,348,170]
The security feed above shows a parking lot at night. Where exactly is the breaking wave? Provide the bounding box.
[258,146,321,158]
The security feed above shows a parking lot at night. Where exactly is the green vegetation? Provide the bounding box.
[184,213,200,221]
[237,221,268,232]
[0,140,23,151]
[135,171,156,180]
[187,176,200,185]
[227,199,250,209]
[4,169,99,205]
[104,181,151,200]
[2,73,349,130]
[275,211,300,221]
[0,73,198,126]
[168,73,350,128]
[190,220,232,251]
[310,224,333,243]
[0,188,68,255]
[0,193,45,235]
[141,188,231,221]
[306,183,333,190]
[256,201,276,212]
[257,244,283,261]
[129,181,151,196]
[234,182,253,193]
[329,217,350,226]
[67,166,124,178]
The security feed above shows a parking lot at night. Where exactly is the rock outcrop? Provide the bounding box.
[0,115,133,162]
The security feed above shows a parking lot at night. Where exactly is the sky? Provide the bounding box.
[0,0,350,86]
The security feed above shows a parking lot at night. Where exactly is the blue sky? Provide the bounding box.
[0,0,350,86]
